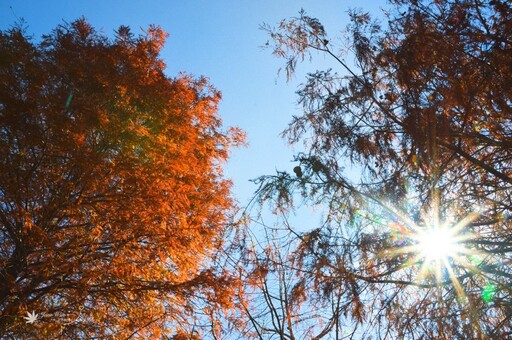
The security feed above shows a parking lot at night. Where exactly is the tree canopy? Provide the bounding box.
[0,19,245,338]
[244,0,512,338]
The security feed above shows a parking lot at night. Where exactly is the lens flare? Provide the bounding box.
[416,226,461,261]
[381,203,482,294]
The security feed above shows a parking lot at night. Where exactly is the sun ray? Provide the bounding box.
[376,200,486,295]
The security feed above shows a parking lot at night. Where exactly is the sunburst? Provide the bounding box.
[382,203,483,297]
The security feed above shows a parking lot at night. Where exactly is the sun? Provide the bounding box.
[409,221,470,287]
[415,225,463,262]
[383,204,482,292]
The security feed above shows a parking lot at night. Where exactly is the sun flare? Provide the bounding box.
[382,204,482,293]
[415,226,462,262]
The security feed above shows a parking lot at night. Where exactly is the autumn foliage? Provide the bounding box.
[0,20,244,338]
[244,0,512,338]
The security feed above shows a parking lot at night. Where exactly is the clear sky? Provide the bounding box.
[0,0,387,207]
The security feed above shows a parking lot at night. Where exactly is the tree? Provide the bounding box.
[246,0,512,338]
[238,216,351,339]
[0,19,245,338]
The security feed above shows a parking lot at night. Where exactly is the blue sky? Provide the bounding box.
[0,0,387,207]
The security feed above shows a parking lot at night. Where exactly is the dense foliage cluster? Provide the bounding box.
[0,20,244,338]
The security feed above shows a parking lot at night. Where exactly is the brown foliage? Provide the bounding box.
[0,19,245,338]
[248,0,512,338]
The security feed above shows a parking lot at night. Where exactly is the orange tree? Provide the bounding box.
[0,19,245,338]
[244,0,512,338]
